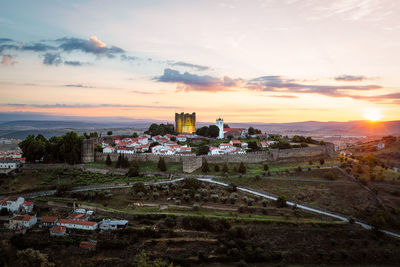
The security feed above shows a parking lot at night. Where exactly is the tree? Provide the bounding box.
[17,248,54,267]
[128,166,139,177]
[202,159,210,173]
[107,131,113,136]
[248,141,259,152]
[106,154,112,166]
[222,163,229,173]
[198,145,210,155]
[132,132,138,138]
[170,136,177,141]
[223,124,230,128]
[248,127,256,135]
[158,157,167,171]
[263,164,269,171]
[238,162,246,174]
[227,134,234,140]
[319,158,325,165]
[208,125,220,138]
[214,165,220,172]
[276,195,287,208]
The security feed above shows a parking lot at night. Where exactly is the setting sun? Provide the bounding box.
[363,108,383,121]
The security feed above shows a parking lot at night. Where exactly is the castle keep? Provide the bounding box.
[175,112,196,134]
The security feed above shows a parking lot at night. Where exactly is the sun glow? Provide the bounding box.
[363,108,383,121]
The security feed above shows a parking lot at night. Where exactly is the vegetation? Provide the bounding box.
[145,123,175,136]
[19,132,83,164]
[158,157,167,172]
[196,125,220,138]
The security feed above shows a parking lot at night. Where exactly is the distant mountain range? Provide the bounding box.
[0,117,399,139]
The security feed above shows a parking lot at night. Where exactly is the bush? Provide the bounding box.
[211,194,219,202]
[262,199,268,207]
[324,171,335,180]
[194,193,201,201]
[105,154,112,166]
[175,199,181,205]
[276,195,287,208]
[222,163,229,173]
[238,162,246,174]
[202,159,210,173]
[128,166,140,177]
[319,158,325,165]
[193,203,200,211]
[157,157,167,171]
[263,164,269,171]
[214,165,220,172]
[153,192,159,200]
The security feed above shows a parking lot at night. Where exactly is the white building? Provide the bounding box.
[0,196,25,212]
[57,219,98,230]
[8,215,37,229]
[0,160,22,169]
[99,219,128,230]
[216,118,224,139]
[376,143,385,150]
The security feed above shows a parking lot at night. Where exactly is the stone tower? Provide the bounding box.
[216,118,224,139]
[175,112,196,133]
[81,138,95,163]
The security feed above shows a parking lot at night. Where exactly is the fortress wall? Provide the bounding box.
[81,139,95,163]
[94,143,334,169]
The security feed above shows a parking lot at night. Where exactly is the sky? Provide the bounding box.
[0,0,400,123]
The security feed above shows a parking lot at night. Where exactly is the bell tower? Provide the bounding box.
[216,118,224,139]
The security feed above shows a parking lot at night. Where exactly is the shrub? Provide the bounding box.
[319,158,325,165]
[157,157,167,171]
[276,195,287,208]
[183,194,190,202]
[194,193,201,201]
[211,194,219,202]
[262,199,268,207]
[255,175,260,181]
[106,154,112,166]
[221,196,227,204]
[238,205,245,213]
[222,163,229,173]
[264,164,269,171]
[202,159,210,173]
[137,191,144,199]
[175,199,181,205]
[247,198,254,206]
[214,165,220,172]
[192,203,200,211]
[324,171,335,180]
[153,192,159,200]
[230,193,238,204]
[238,162,246,174]
[128,166,140,177]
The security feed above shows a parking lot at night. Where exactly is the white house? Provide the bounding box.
[22,201,34,212]
[0,196,25,212]
[0,160,22,169]
[176,135,187,142]
[8,215,37,229]
[41,216,58,228]
[57,219,98,230]
[50,225,67,236]
[376,143,385,150]
[99,219,128,230]
[102,146,114,153]
[208,147,223,155]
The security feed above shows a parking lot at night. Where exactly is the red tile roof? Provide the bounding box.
[80,241,97,249]
[42,216,58,223]
[58,219,97,226]
[224,128,246,133]
[23,201,33,206]
[50,225,66,233]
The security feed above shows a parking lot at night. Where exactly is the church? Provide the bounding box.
[216,118,247,139]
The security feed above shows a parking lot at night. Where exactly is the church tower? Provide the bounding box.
[216,118,224,139]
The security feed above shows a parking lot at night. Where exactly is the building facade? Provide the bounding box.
[175,112,196,133]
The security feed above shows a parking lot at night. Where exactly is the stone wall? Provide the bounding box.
[92,143,335,173]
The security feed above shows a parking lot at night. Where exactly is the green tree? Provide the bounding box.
[222,163,229,173]
[263,164,269,171]
[132,132,138,138]
[202,159,210,173]
[238,162,246,174]
[106,154,112,166]
[197,145,209,155]
[107,130,113,136]
[158,157,167,171]
[214,165,220,172]
[276,195,287,208]
[208,125,219,138]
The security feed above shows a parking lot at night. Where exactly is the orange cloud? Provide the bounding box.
[89,36,107,48]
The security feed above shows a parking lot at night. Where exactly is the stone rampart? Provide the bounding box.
[92,143,335,173]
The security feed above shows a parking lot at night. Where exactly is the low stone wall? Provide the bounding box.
[94,143,334,173]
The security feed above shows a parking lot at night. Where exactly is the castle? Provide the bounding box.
[175,112,196,134]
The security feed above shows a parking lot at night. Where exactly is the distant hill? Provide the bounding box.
[0,118,399,139]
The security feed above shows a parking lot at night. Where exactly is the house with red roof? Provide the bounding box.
[41,216,58,227]
[50,225,67,236]
[8,215,37,229]
[57,219,98,230]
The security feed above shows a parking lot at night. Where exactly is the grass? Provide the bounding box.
[194,158,341,176]
[85,161,183,172]
[56,198,345,225]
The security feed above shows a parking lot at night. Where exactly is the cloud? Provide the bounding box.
[0,38,13,43]
[129,90,157,95]
[155,68,241,92]
[56,36,124,57]
[1,54,18,66]
[120,55,139,61]
[22,43,56,52]
[63,84,93,88]
[64,60,85,66]
[0,44,19,53]
[3,103,181,109]
[246,75,382,97]
[169,61,209,71]
[269,95,299,98]
[43,53,62,66]
[334,75,370,81]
